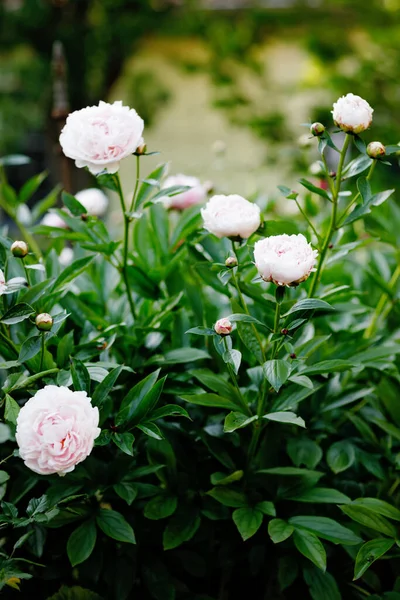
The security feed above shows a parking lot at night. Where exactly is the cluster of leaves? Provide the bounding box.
[0,129,400,600]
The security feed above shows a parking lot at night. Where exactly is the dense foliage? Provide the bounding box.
[1,101,400,600]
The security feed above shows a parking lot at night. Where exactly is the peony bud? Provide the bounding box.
[35,313,53,331]
[367,141,386,159]
[310,122,325,137]
[135,142,147,155]
[254,234,318,287]
[225,256,238,268]
[11,241,28,258]
[332,93,373,134]
[214,318,232,336]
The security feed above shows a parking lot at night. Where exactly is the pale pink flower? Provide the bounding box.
[75,188,109,217]
[332,93,373,134]
[59,101,144,175]
[214,318,233,336]
[41,212,68,229]
[254,234,318,287]
[201,194,261,239]
[16,386,100,476]
[161,174,207,210]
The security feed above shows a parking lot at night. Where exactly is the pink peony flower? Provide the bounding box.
[254,234,318,287]
[201,194,261,239]
[332,93,373,134]
[161,174,207,210]
[59,101,144,175]
[16,385,100,476]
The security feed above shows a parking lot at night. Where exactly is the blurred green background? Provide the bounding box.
[1,0,400,197]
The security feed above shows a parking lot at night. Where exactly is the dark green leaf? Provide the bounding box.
[350,498,400,521]
[147,404,191,421]
[263,411,305,428]
[91,365,123,408]
[1,303,35,325]
[163,507,201,550]
[113,432,135,456]
[268,519,294,543]
[354,538,394,580]
[18,335,42,363]
[289,488,351,504]
[289,516,363,545]
[299,178,331,200]
[144,494,178,520]
[263,360,291,392]
[180,393,238,411]
[113,482,137,505]
[116,370,160,426]
[293,529,326,571]
[327,441,355,474]
[232,507,264,541]
[70,357,90,394]
[67,519,97,567]
[285,299,335,316]
[62,191,87,216]
[96,509,136,544]
[224,412,257,432]
[340,505,397,537]
[4,395,20,426]
[207,487,247,508]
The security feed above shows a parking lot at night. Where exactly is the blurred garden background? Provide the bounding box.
[2,0,400,206]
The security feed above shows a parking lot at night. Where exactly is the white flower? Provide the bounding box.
[161,174,207,210]
[59,247,74,266]
[332,93,373,134]
[201,194,261,239]
[0,270,6,295]
[0,269,26,296]
[16,385,100,476]
[59,100,144,175]
[254,234,318,287]
[41,212,68,229]
[75,188,109,217]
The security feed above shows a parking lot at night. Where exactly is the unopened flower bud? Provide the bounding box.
[281,328,289,335]
[310,122,325,137]
[367,141,386,159]
[290,353,297,359]
[214,318,232,336]
[225,256,238,268]
[11,241,28,258]
[35,313,53,331]
[135,142,147,155]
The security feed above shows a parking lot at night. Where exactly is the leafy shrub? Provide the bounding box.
[1,97,400,600]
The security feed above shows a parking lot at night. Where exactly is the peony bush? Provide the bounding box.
[1,95,400,599]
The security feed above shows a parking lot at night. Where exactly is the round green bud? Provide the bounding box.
[11,240,28,258]
[367,141,386,159]
[225,256,238,268]
[310,122,325,137]
[35,313,53,331]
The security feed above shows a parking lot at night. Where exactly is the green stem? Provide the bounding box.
[294,199,320,242]
[270,299,282,360]
[336,160,377,228]
[321,152,336,197]
[223,337,252,417]
[308,134,351,297]
[364,264,400,339]
[129,155,141,213]
[23,262,31,287]
[39,332,45,372]
[115,175,137,321]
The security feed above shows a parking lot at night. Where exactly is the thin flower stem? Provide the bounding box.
[308,134,351,297]
[222,337,252,417]
[115,174,137,321]
[270,300,282,360]
[294,199,320,242]
[336,160,376,228]
[231,242,266,363]
[364,264,400,339]
[321,152,336,197]
[39,332,45,372]
[129,155,141,213]
[23,262,31,287]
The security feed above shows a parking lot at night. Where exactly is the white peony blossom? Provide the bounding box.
[254,234,318,287]
[201,194,261,239]
[75,188,109,217]
[16,385,100,476]
[59,101,144,175]
[0,269,26,296]
[161,174,207,210]
[332,93,373,134]
[41,212,68,229]
[59,247,74,266]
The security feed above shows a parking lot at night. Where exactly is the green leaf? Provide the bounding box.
[67,519,97,567]
[18,335,42,363]
[303,568,342,600]
[289,488,351,504]
[56,331,74,368]
[327,441,355,474]
[268,519,294,543]
[186,326,215,336]
[349,498,400,521]
[91,365,123,408]
[207,487,247,508]
[226,313,270,331]
[232,507,264,541]
[345,188,395,225]
[224,412,257,433]
[299,178,331,200]
[70,357,90,394]
[61,191,87,216]
[293,529,326,571]
[353,538,394,580]
[46,586,103,600]
[289,516,363,545]
[210,470,244,486]
[52,256,96,292]
[4,395,20,426]
[287,438,323,469]
[113,482,137,505]
[263,411,306,428]
[285,298,335,315]
[148,404,191,421]
[144,494,178,520]
[113,432,135,456]
[299,360,354,376]
[342,155,373,180]
[340,505,398,537]
[136,163,169,208]
[163,507,201,550]
[263,360,291,392]
[116,370,161,426]
[157,348,210,365]
[255,501,275,516]
[137,422,164,440]
[96,509,136,544]
[18,171,47,203]
[223,349,242,375]
[180,393,238,411]
[0,303,35,325]
[192,369,240,401]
